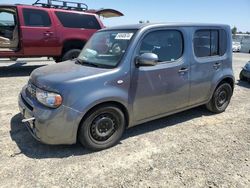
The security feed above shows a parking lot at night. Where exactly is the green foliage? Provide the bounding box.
[231,26,237,35]
[139,20,150,24]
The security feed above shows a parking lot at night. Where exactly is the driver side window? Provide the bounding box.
[139,30,183,62]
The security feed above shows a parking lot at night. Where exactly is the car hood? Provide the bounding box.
[233,44,241,47]
[30,60,114,91]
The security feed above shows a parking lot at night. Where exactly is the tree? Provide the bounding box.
[231,26,237,35]
[246,31,250,35]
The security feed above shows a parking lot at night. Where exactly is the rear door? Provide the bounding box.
[18,7,59,56]
[0,6,20,56]
[0,9,15,41]
[189,28,227,105]
[132,29,190,121]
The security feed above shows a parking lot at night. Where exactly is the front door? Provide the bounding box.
[131,29,190,121]
[19,7,59,56]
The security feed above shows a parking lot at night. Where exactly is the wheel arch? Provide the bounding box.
[216,76,235,91]
[61,39,86,54]
[76,100,130,139]
[209,75,235,101]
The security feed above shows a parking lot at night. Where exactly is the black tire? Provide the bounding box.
[78,105,126,151]
[239,70,246,81]
[53,57,62,63]
[206,83,232,113]
[62,49,81,62]
[9,57,17,61]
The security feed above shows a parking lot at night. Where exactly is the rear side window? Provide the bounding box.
[194,31,210,57]
[211,30,219,56]
[194,29,227,57]
[219,29,227,55]
[55,12,101,29]
[23,8,51,27]
[139,30,183,62]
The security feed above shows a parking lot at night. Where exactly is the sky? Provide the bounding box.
[3,0,250,32]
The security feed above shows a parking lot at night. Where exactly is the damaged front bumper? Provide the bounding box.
[18,85,82,145]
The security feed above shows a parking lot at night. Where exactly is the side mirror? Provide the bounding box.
[136,53,158,66]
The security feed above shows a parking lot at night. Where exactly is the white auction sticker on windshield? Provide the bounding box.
[115,33,134,40]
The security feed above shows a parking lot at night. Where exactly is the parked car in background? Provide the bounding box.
[232,41,241,52]
[241,39,250,54]
[240,61,250,82]
[0,0,123,62]
[18,23,234,150]
[232,33,250,53]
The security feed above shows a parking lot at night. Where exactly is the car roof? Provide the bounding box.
[0,4,17,7]
[102,22,230,31]
[0,4,124,18]
[0,4,97,16]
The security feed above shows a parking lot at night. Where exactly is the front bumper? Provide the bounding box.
[18,85,82,145]
[232,47,240,52]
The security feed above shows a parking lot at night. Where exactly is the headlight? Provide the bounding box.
[36,88,62,108]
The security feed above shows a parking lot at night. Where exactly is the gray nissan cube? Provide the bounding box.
[18,23,234,150]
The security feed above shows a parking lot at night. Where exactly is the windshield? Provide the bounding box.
[78,30,136,68]
[233,41,240,45]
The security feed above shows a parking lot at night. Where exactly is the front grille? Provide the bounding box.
[26,83,36,98]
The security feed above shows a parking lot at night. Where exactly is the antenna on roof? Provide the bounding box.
[33,0,88,11]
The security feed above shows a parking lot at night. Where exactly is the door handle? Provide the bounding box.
[213,62,221,69]
[43,33,50,37]
[43,31,53,37]
[178,67,189,73]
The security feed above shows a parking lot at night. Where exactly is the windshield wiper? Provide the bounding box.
[75,58,99,67]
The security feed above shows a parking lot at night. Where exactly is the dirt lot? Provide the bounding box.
[0,54,249,188]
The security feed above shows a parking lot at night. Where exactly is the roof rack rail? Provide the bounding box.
[33,0,88,11]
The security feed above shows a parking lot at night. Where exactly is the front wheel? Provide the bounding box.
[78,105,126,151]
[206,83,232,113]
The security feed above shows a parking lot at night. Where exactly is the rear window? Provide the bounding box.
[55,11,101,29]
[23,8,51,27]
[194,29,227,57]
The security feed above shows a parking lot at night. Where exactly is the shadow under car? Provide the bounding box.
[10,106,213,159]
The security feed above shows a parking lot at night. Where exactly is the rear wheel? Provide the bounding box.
[78,105,126,151]
[9,57,17,61]
[62,49,81,62]
[53,57,62,63]
[206,83,232,113]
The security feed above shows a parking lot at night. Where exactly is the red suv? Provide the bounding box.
[0,0,123,62]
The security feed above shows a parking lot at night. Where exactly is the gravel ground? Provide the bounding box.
[0,54,249,188]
